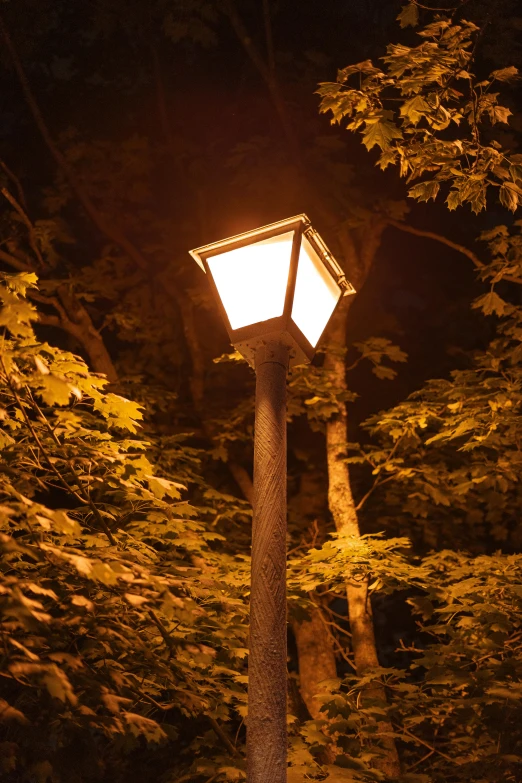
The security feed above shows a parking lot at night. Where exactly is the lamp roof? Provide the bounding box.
[189,214,355,296]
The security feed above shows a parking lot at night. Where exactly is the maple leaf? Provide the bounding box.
[35,374,75,406]
[499,184,520,212]
[490,105,512,124]
[400,95,431,124]
[408,180,440,202]
[93,393,143,432]
[397,2,419,29]
[362,118,403,151]
[472,291,508,316]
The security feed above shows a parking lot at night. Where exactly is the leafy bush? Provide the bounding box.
[0,272,248,782]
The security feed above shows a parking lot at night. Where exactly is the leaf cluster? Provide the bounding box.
[318,15,521,213]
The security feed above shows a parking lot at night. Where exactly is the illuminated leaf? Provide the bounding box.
[35,374,75,406]
[124,593,148,606]
[93,393,143,432]
[492,105,512,124]
[472,291,508,316]
[362,119,402,151]
[408,180,440,202]
[400,95,430,124]
[499,184,520,212]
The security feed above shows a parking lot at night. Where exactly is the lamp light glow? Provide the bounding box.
[291,235,341,347]
[207,231,294,330]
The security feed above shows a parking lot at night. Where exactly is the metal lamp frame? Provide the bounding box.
[189,213,355,368]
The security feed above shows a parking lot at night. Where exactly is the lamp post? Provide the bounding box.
[190,214,354,783]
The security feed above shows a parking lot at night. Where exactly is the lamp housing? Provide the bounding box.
[189,214,355,368]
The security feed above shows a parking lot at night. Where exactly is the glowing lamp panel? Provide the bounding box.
[207,232,294,330]
[291,237,341,347]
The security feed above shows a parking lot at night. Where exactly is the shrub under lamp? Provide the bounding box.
[190,214,354,783]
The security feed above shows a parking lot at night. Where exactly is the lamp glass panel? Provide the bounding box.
[291,236,341,347]
[207,231,294,330]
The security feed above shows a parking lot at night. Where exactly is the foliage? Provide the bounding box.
[292,545,522,782]
[318,14,521,213]
[288,339,407,427]
[0,272,249,782]
[347,222,522,552]
[2,1,522,781]
[296,5,522,781]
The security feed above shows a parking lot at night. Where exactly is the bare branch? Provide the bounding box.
[0,158,27,209]
[1,187,46,269]
[0,246,32,272]
[388,219,485,270]
[206,715,242,759]
[395,724,453,763]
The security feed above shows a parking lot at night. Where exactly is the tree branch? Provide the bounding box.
[31,290,72,326]
[0,246,32,272]
[262,0,276,77]
[27,389,119,546]
[0,158,27,209]
[0,240,118,381]
[55,285,118,381]
[35,312,61,329]
[220,0,301,163]
[207,715,242,759]
[389,218,522,286]
[147,609,178,652]
[396,724,453,763]
[0,13,150,274]
[355,474,396,512]
[1,187,46,269]
[387,219,485,270]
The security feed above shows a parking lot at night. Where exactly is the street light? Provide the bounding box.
[190,214,354,783]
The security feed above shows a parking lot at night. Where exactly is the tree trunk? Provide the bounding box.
[292,608,337,720]
[286,466,341,765]
[325,299,401,778]
[55,285,118,382]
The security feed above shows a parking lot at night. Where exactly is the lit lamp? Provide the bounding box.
[190,214,354,783]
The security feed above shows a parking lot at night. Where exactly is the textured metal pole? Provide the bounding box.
[247,341,289,783]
